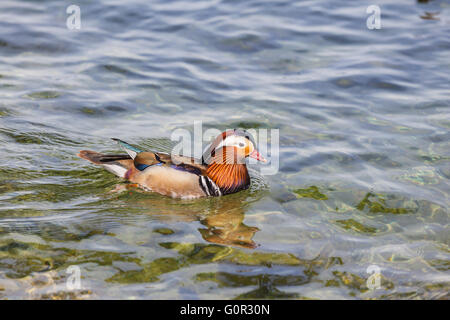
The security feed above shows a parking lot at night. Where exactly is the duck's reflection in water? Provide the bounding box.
[198,201,259,249]
[116,184,261,249]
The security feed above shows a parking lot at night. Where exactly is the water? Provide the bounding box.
[0,0,449,299]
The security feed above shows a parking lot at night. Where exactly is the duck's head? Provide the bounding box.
[202,129,267,165]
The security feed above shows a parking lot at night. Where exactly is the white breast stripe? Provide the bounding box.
[199,176,222,197]
[200,176,211,196]
[209,178,222,196]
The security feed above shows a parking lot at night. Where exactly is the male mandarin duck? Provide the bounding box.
[78,129,266,199]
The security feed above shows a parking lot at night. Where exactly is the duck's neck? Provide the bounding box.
[206,162,250,195]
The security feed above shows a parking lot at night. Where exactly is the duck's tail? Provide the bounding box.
[78,150,133,178]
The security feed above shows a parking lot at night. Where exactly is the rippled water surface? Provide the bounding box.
[0,0,449,299]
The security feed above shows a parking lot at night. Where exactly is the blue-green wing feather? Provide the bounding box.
[112,138,143,159]
[112,138,167,171]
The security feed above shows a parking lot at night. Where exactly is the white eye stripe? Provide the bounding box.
[216,136,249,149]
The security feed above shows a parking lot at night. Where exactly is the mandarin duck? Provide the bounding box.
[78,129,266,199]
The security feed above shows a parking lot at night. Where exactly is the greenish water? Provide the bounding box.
[0,0,449,299]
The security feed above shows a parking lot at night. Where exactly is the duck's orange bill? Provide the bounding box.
[249,150,267,163]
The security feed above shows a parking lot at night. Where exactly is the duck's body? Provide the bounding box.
[78,129,265,199]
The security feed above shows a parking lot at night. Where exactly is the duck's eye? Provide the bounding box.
[238,142,245,148]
